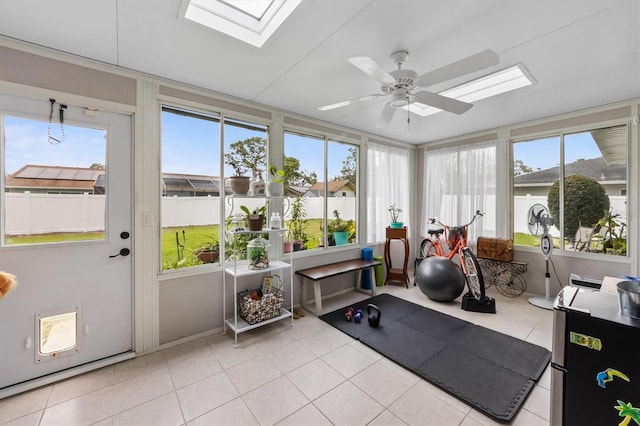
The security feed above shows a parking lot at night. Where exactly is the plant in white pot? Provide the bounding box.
[266,165,285,196]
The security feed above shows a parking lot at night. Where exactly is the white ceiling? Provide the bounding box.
[0,0,638,144]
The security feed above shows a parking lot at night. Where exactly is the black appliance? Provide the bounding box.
[552,286,640,425]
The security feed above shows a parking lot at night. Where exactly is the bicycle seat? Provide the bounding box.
[428,228,444,236]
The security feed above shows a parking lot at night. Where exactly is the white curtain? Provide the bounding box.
[366,142,410,243]
[422,139,507,247]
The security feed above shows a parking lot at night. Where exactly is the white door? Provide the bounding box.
[0,94,133,391]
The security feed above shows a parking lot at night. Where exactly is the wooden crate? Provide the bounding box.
[476,237,513,261]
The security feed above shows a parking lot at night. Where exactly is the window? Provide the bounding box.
[181,0,301,47]
[422,141,500,243]
[366,142,410,243]
[3,115,107,246]
[161,106,268,270]
[161,106,222,270]
[512,124,628,257]
[283,131,358,250]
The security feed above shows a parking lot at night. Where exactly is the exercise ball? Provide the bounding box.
[415,257,466,302]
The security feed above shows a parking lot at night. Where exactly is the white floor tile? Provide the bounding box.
[242,376,309,425]
[286,359,345,401]
[40,386,113,426]
[175,371,239,422]
[313,381,384,426]
[112,392,183,426]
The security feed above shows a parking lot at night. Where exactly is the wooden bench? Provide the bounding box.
[296,258,380,316]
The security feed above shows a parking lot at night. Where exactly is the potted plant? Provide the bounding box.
[289,196,307,250]
[389,203,403,228]
[241,204,267,231]
[247,237,269,269]
[227,159,250,195]
[266,165,285,196]
[328,209,352,246]
[193,235,220,263]
[283,230,294,253]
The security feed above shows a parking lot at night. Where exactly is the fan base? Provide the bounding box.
[528,296,554,310]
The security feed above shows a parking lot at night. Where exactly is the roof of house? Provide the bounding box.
[306,180,355,196]
[5,165,103,190]
[514,157,627,186]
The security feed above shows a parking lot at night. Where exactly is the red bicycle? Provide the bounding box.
[419,210,486,301]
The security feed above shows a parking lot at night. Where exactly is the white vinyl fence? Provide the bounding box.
[5,192,625,236]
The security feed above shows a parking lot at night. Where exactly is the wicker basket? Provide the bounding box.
[237,287,284,324]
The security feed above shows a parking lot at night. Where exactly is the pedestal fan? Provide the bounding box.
[527,204,555,310]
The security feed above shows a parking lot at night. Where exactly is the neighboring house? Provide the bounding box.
[162,172,222,196]
[7,165,224,197]
[304,179,356,197]
[5,165,105,194]
[513,157,627,197]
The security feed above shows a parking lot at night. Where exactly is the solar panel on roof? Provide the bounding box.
[39,169,61,179]
[14,166,44,178]
[58,169,77,179]
[75,170,95,180]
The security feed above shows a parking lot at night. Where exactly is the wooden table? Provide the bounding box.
[296,258,380,316]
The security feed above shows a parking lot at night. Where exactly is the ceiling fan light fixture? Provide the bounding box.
[389,90,409,108]
[406,63,535,117]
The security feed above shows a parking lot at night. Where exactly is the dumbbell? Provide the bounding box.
[344,307,354,321]
[354,309,363,323]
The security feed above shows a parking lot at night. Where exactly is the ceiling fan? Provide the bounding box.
[318,49,499,128]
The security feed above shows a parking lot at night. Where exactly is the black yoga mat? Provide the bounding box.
[319,294,551,422]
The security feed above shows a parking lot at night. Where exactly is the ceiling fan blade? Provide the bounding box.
[414,91,473,114]
[375,102,395,128]
[348,56,396,85]
[418,49,499,87]
[318,94,381,111]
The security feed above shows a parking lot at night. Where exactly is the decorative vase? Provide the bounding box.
[266,181,284,196]
[229,176,250,195]
[390,221,404,229]
[334,231,348,245]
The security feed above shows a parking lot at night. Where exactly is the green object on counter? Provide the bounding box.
[374,255,384,286]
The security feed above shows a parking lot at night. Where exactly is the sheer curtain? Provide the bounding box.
[422,139,507,247]
[367,142,410,243]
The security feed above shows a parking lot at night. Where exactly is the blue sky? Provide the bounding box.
[5,113,603,178]
[513,132,602,171]
[5,117,105,174]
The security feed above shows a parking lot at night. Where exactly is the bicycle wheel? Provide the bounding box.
[495,272,527,297]
[419,238,439,258]
[461,248,485,301]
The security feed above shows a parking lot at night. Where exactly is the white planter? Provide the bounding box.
[266,182,284,197]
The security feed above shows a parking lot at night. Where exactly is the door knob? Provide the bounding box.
[109,248,130,258]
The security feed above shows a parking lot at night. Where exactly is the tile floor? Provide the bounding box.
[0,284,553,426]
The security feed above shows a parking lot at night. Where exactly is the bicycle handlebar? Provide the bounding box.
[428,210,484,229]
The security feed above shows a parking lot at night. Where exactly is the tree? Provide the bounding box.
[513,159,538,176]
[335,147,357,183]
[283,156,317,187]
[90,163,105,169]
[547,174,610,239]
[224,137,266,176]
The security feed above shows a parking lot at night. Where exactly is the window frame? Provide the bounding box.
[282,126,361,253]
[510,118,631,260]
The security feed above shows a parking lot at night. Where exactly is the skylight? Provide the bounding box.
[181,0,301,48]
[406,63,535,117]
